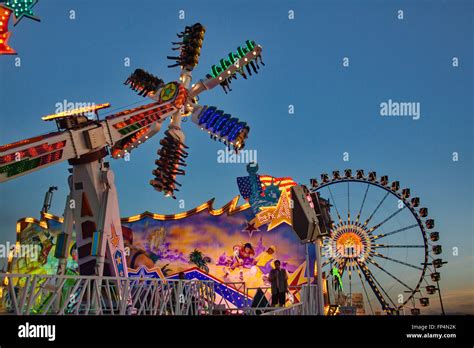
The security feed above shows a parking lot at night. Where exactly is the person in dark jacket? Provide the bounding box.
[268,260,288,307]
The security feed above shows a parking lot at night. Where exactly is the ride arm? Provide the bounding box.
[188,44,263,98]
[0,102,178,183]
[0,130,77,183]
[105,101,178,158]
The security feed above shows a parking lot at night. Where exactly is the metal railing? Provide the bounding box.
[0,273,215,315]
[261,303,305,315]
[0,273,322,316]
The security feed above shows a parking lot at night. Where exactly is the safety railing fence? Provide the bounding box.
[261,303,305,315]
[0,273,214,315]
[0,273,321,316]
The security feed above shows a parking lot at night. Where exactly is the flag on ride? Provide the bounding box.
[237,175,297,199]
[259,175,297,191]
[237,175,262,199]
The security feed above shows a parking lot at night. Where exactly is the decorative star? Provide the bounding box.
[3,0,40,26]
[159,82,177,102]
[110,223,119,248]
[0,30,15,55]
[0,6,16,55]
[242,221,260,238]
[163,86,172,97]
[253,189,293,231]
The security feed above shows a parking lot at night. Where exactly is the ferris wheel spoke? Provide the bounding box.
[363,192,389,227]
[327,186,343,224]
[367,206,407,234]
[347,182,351,222]
[348,263,353,304]
[367,258,414,292]
[356,267,375,315]
[356,183,370,223]
[373,244,425,249]
[372,224,419,240]
[338,258,348,276]
[364,265,399,310]
[356,260,396,310]
[372,252,423,271]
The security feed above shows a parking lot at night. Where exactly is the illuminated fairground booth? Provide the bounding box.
[6,169,320,314]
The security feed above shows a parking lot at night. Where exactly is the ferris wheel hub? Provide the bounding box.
[331,222,372,260]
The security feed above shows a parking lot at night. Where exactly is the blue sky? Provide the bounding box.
[0,0,472,313]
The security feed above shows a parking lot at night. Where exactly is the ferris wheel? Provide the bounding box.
[308,169,445,315]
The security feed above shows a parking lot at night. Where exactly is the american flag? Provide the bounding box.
[260,175,297,191]
[237,175,297,199]
[237,176,262,199]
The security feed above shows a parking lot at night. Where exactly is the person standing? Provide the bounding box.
[268,260,288,307]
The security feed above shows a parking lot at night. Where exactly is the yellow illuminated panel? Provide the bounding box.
[41,103,111,121]
[123,196,250,222]
[17,196,249,225]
